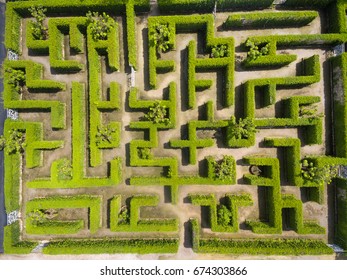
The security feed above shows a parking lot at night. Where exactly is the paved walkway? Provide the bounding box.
[0,1,7,253]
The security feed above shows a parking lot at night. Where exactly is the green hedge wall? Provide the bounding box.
[110,195,178,232]
[148,15,234,108]
[3,60,66,129]
[157,0,215,14]
[25,195,102,234]
[283,0,334,8]
[191,219,332,255]
[42,238,179,254]
[4,222,38,254]
[189,193,252,232]
[225,11,317,29]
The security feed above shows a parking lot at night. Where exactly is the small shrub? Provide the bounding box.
[6,68,25,93]
[95,124,117,146]
[213,156,235,180]
[245,39,270,61]
[57,159,73,180]
[29,5,48,40]
[27,209,47,226]
[211,44,229,58]
[301,159,339,184]
[229,117,257,139]
[86,11,115,41]
[217,204,232,227]
[2,129,26,155]
[144,102,171,125]
[138,147,152,159]
[118,206,130,224]
[150,23,173,54]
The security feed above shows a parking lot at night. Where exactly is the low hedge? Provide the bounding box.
[157,0,214,14]
[189,193,252,232]
[328,0,347,33]
[110,195,178,232]
[217,0,274,10]
[225,11,318,29]
[42,238,179,254]
[87,24,121,167]
[191,219,332,255]
[25,195,102,234]
[27,83,122,188]
[242,54,297,69]
[283,0,334,8]
[4,222,38,254]
[331,54,347,157]
[264,137,302,186]
[26,220,84,235]
[3,60,66,129]
[282,195,325,234]
[148,15,234,107]
[126,2,137,69]
[243,156,282,234]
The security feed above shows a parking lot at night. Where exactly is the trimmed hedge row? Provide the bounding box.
[157,0,215,14]
[189,193,252,233]
[86,24,121,167]
[242,155,324,234]
[110,195,178,232]
[242,54,297,69]
[26,220,84,235]
[4,222,38,254]
[42,238,179,254]
[225,11,318,29]
[148,15,234,108]
[4,120,64,169]
[157,0,274,13]
[281,195,325,234]
[283,0,334,8]
[5,0,148,72]
[25,195,102,234]
[327,0,347,33]
[191,218,332,255]
[264,137,302,186]
[217,0,274,10]
[27,82,122,189]
[247,33,347,47]
[3,60,66,129]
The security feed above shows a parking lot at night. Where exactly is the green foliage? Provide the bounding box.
[43,238,179,255]
[2,129,26,155]
[225,11,318,29]
[301,159,339,184]
[118,206,130,224]
[245,39,270,61]
[26,209,48,226]
[213,156,235,181]
[4,222,38,254]
[0,135,6,151]
[95,124,117,146]
[150,23,173,54]
[86,11,115,41]
[6,68,25,93]
[29,5,48,40]
[138,147,152,160]
[228,117,256,140]
[57,158,73,180]
[144,102,171,125]
[211,44,229,58]
[217,205,232,227]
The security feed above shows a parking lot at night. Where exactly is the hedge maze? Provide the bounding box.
[2,0,347,257]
